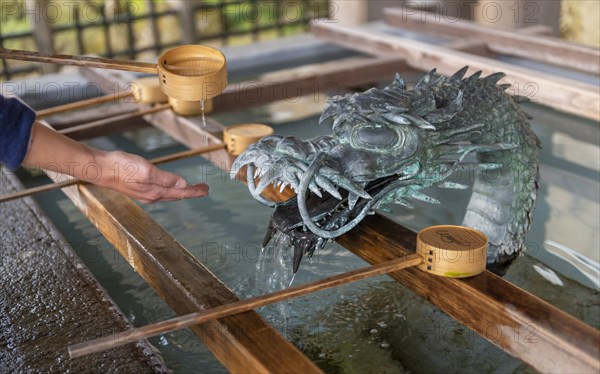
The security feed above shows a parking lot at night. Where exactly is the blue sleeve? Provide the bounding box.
[0,94,37,170]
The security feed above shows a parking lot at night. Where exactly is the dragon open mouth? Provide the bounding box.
[261,168,412,273]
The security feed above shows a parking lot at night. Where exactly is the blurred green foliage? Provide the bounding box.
[1,0,329,78]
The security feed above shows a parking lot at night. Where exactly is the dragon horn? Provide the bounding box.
[394,73,406,89]
[415,68,437,90]
[468,70,483,81]
[485,72,506,84]
[451,66,469,81]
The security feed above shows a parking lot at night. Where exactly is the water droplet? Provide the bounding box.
[370,328,378,335]
[200,99,207,127]
[288,272,297,288]
[378,321,388,328]
[158,335,169,346]
[318,352,326,358]
[380,341,390,349]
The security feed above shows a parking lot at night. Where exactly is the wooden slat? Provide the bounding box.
[142,110,234,169]
[60,115,148,141]
[44,169,322,373]
[337,214,600,374]
[312,22,600,121]
[75,56,407,146]
[384,8,600,75]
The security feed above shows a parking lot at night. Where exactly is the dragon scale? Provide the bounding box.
[231,67,540,274]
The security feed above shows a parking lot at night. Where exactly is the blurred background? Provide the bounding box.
[1,0,598,80]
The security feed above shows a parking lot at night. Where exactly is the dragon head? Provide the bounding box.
[233,68,517,272]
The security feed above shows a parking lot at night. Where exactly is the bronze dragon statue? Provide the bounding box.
[231,67,540,274]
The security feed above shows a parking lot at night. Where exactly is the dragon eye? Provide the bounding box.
[352,125,403,150]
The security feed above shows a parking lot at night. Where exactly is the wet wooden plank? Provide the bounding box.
[45,174,322,373]
[383,8,600,75]
[337,214,600,374]
[312,22,600,121]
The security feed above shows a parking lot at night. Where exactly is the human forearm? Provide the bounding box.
[22,121,101,182]
[22,121,209,203]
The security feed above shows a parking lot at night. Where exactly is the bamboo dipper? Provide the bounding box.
[68,225,487,358]
[0,46,227,116]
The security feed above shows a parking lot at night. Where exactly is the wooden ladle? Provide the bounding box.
[0,46,227,114]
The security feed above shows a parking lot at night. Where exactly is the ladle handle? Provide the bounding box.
[68,254,423,358]
[0,48,158,74]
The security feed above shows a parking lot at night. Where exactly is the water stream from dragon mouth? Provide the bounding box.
[255,231,295,336]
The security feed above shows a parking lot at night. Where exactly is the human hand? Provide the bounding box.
[94,150,209,204]
[22,122,208,204]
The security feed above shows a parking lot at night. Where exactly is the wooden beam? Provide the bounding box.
[44,165,321,373]
[37,91,133,118]
[337,214,600,374]
[80,57,403,115]
[142,110,232,168]
[383,8,600,75]
[46,103,140,130]
[60,116,148,141]
[25,0,57,74]
[59,104,170,140]
[311,22,600,121]
[212,56,407,113]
